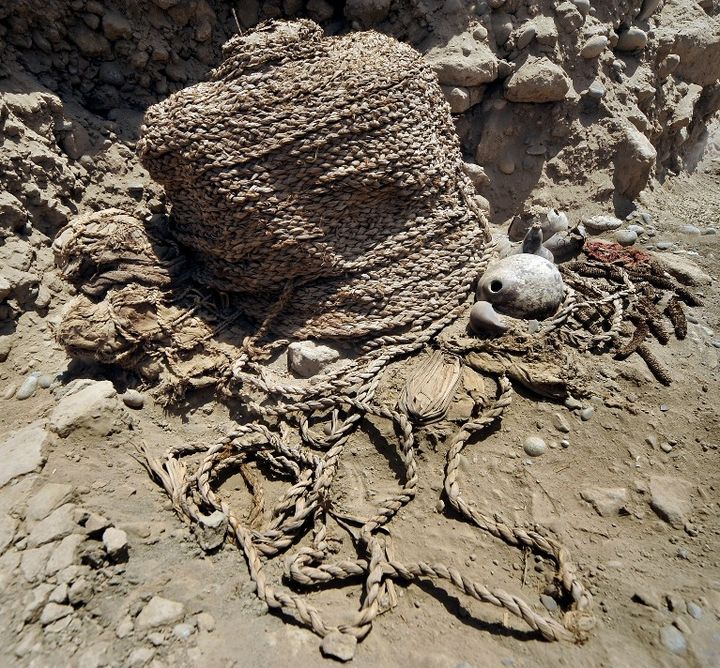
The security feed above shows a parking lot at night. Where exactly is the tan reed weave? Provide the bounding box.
[136,19,490,340]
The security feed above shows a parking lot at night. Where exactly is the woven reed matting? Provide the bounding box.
[136,19,489,340]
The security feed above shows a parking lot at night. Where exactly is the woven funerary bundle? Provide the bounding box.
[136,19,490,340]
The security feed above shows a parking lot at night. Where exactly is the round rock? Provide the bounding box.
[321,631,357,662]
[121,389,144,409]
[616,27,648,51]
[477,254,564,319]
[615,229,637,246]
[523,436,547,457]
[580,35,608,58]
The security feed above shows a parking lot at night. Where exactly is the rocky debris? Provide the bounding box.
[135,596,186,631]
[288,341,340,378]
[504,57,571,103]
[442,85,485,114]
[49,380,127,437]
[425,32,498,87]
[657,253,712,286]
[20,544,55,582]
[580,487,628,517]
[102,527,129,561]
[0,422,48,487]
[649,476,693,529]
[40,602,73,626]
[321,631,358,661]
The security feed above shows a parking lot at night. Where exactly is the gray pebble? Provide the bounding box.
[640,212,653,224]
[16,373,41,400]
[38,375,53,389]
[680,224,701,235]
[523,436,546,457]
[660,625,687,654]
[579,406,595,421]
[627,224,645,235]
[560,439,570,449]
[660,443,673,453]
[656,241,673,250]
[686,601,703,619]
[540,594,558,611]
[615,230,637,246]
[645,435,658,447]
[172,623,195,640]
[702,227,717,235]
[564,396,583,410]
[711,340,720,348]
[121,389,144,409]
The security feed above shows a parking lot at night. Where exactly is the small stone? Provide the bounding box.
[16,373,40,400]
[540,594,558,611]
[127,647,155,667]
[46,534,86,575]
[27,503,77,548]
[523,436,546,457]
[49,583,69,604]
[27,483,74,521]
[580,487,628,517]
[121,389,144,409]
[584,216,623,234]
[20,544,54,582]
[498,156,515,175]
[580,35,608,58]
[656,241,673,250]
[564,396,582,410]
[172,623,195,640]
[49,380,126,438]
[627,224,645,235]
[686,601,703,619]
[553,413,571,433]
[147,631,165,646]
[287,341,340,378]
[579,406,595,421]
[703,227,717,235]
[615,230,637,247]
[196,611,216,633]
[0,422,48,488]
[321,631,357,662]
[68,576,93,606]
[680,224,701,235]
[40,602,73,626]
[660,442,673,453]
[195,511,227,552]
[23,583,54,622]
[136,596,185,631]
[649,476,693,528]
[504,57,571,103]
[116,615,134,638]
[102,527,129,561]
[633,589,662,609]
[560,439,570,448]
[587,80,605,99]
[83,512,112,537]
[616,27,648,51]
[659,625,687,654]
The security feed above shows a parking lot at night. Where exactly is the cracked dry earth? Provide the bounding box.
[2,127,720,668]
